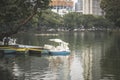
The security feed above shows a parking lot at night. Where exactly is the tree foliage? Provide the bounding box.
[100,0,120,27]
[13,10,63,32]
[0,0,51,40]
[63,12,113,30]
[25,11,114,31]
[38,10,62,29]
[63,12,81,30]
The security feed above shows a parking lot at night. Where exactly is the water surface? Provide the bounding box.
[0,31,120,80]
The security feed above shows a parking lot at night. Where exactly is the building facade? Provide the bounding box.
[91,0,102,15]
[50,0,74,15]
[75,0,102,15]
[75,0,83,13]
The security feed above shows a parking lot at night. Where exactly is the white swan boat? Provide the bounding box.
[44,39,70,55]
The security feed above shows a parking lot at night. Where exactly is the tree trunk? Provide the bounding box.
[0,0,41,41]
[0,12,37,41]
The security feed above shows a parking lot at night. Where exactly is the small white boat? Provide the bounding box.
[0,37,16,45]
[44,39,70,55]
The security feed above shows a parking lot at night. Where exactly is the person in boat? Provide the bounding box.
[10,38,16,45]
[3,37,10,45]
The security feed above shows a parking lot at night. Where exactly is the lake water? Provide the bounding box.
[0,31,120,80]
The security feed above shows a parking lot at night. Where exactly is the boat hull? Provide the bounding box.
[28,49,41,56]
[4,49,16,54]
[0,49,16,54]
[49,51,70,56]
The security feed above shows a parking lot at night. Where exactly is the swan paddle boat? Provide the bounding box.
[44,39,70,55]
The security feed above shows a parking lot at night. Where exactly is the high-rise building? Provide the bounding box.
[75,0,102,15]
[91,0,102,15]
[83,0,92,14]
[75,0,83,13]
[50,0,74,15]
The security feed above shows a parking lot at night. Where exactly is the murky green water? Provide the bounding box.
[0,31,120,80]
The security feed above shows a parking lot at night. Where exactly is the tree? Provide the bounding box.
[100,0,120,27]
[62,12,114,30]
[63,12,82,30]
[37,10,62,31]
[0,0,51,40]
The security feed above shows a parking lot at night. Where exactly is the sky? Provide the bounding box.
[73,0,78,3]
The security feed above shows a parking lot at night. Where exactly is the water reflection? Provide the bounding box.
[0,32,120,80]
[0,54,25,80]
[70,53,84,80]
[23,56,72,80]
[100,33,120,80]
